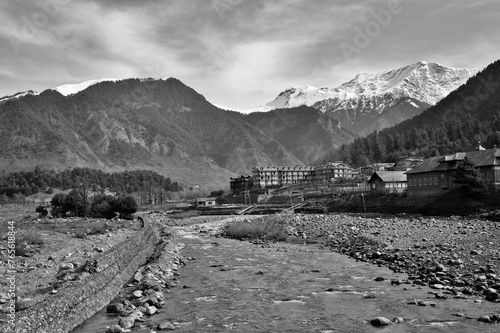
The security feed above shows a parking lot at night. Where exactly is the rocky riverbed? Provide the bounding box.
[68,212,500,332]
[268,214,500,302]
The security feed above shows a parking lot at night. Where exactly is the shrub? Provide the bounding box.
[89,194,116,219]
[51,192,67,217]
[114,195,138,219]
[35,205,48,217]
[15,231,44,256]
[225,217,287,241]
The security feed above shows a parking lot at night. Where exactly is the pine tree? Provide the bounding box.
[453,156,489,197]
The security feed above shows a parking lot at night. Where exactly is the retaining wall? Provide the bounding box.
[15,215,162,333]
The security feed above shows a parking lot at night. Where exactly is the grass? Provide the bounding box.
[15,231,45,256]
[224,216,287,241]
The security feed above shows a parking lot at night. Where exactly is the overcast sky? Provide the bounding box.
[1,0,499,110]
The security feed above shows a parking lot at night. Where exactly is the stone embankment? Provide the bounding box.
[14,214,171,333]
[104,212,185,333]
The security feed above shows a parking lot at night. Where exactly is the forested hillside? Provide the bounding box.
[326,60,500,167]
[0,167,182,201]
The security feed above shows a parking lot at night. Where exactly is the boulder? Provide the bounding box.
[370,317,393,326]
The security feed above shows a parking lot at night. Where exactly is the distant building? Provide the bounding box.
[313,162,358,184]
[390,155,424,171]
[406,149,500,198]
[230,175,254,194]
[368,171,407,193]
[196,197,217,206]
[360,163,395,180]
[252,165,314,189]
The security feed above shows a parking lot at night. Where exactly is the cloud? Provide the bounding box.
[0,0,499,109]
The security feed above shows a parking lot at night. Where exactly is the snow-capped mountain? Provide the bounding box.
[53,78,119,96]
[263,61,481,135]
[0,90,39,103]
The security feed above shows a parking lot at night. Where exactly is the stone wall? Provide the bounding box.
[15,215,163,333]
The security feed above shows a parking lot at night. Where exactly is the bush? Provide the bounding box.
[88,194,138,219]
[225,217,287,241]
[114,195,138,219]
[35,205,48,217]
[51,192,67,217]
[89,194,116,219]
[16,231,44,256]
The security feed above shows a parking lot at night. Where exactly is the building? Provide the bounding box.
[360,163,395,180]
[368,171,407,193]
[406,149,500,198]
[390,155,424,171]
[229,175,253,194]
[313,162,358,184]
[195,197,217,206]
[252,166,314,189]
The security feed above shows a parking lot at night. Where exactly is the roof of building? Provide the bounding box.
[197,197,217,201]
[369,171,407,183]
[406,149,500,174]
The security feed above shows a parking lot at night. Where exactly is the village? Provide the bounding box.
[223,147,500,210]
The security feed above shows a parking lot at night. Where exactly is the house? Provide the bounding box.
[406,149,500,198]
[389,155,424,171]
[229,174,253,194]
[313,162,358,184]
[368,171,407,193]
[360,163,396,180]
[196,197,217,206]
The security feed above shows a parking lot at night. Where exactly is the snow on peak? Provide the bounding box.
[52,78,118,96]
[264,61,482,110]
[0,90,39,103]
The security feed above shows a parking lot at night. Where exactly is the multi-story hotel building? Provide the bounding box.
[251,162,357,189]
[252,165,315,189]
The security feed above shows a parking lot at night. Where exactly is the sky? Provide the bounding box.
[1,0,499,110]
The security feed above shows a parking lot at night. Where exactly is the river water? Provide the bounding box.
[73,223,500,333]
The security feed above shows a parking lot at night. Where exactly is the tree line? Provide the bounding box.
[0,167,183,201]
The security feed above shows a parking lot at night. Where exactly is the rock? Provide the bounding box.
[157,321,176,330]
[144,305,158,315]
[392,317,404,323]
[118,316,135,329]
[370,317,393,326]
[106,324,129,333]
[132,290,143,298]
[374,277,385,282]
[430,284,444,289]
[107,303,124,313]
[478,315,492,323]
[60,263,74,270]
[133,271,142,282]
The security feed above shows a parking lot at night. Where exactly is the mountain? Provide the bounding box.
[327,59,500,166]
[0,78,355,188]
[263,62,481,136]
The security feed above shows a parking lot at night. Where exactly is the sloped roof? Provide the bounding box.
[406,149,500,174]
[369,171,407,183]
[197,197,217,201]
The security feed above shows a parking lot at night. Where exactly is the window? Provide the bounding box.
[423,178,427,186]
[433,177,438,186]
